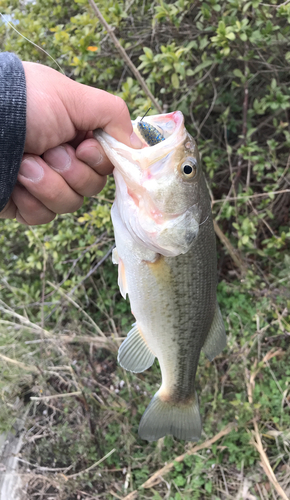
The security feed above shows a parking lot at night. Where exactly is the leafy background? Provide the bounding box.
[0,0,290,499]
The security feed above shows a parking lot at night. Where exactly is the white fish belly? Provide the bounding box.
[112,202,217,403]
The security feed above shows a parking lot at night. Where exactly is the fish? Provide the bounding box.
[94,111,226,442]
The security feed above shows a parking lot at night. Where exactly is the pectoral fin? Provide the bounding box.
[118,323,155,373]
[202,304,227,361]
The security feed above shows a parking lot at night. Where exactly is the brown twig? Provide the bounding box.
[196,75,217,138]
[212,189,290,204]
[261,0,290,7]
[64,448,116,480]
[0,353,39,373]
[241,61,249,189]
[30,391,82,401]
[122,492,138,500]
[242,79,248,139]
[122,422,236,498]
[68,244,114,296]
[245,350,288,500]
[47,281,106,338]
[57,334,120,351]
[88,0,162,113]
[109,491,124,500]
[233,108,284,151]
[213,220,247,276]
[224,121,238,217]
[58,233,107,288]
[0,301,52,337]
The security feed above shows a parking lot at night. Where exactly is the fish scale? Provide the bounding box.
[168,221,216,402]
[94,111,227,441]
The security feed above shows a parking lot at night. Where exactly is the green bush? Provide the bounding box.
[0,0,290,498]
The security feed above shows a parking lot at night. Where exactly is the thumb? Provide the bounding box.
[64,80,142,148]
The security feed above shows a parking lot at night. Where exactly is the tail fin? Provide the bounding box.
[138,390,202,442]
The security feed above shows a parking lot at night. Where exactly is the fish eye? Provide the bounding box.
[180,159,197,179]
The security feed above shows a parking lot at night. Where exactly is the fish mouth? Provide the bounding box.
[94,112,202,257]
[94,111,193,209]
[133,111,186,149]
[94,111,187,172]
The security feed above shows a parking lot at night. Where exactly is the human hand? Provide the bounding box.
[0,62,142,225]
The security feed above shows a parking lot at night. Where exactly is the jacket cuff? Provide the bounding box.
[0,52,26,212]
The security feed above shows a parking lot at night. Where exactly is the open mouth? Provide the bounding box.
[133,111,184,148]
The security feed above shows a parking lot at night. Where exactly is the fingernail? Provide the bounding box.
[45,146,71,172]
[92,151,103,167]
[18,158,44,182]
[78,147,103,169]
[130,132,143,149]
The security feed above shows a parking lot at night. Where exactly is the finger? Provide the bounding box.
[64,83,142,148]
[43,144,108,195]
[11,184,56,225]
[75,138,113,175]
[0,198,17,219]
[18,155,84,214]
[22,62,142,155]
[67,130,87,150]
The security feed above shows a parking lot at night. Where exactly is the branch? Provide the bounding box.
[88,0,162,113]
[0,353,39,373]
[123,422,236,499]
[143,422,235,488]
[30,391,82,401]
[57,334,119,352]
[47,281,106,338]
[65,448,115,479]
[245,350,288,500]
[213,220,247,276]
[212,189,290,204]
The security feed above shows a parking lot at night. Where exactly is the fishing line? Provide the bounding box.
[140,107,151,121]
[0,12,65,74]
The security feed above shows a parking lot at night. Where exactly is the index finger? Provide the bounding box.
[64,83,142,148]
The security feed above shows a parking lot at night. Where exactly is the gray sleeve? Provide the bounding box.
[0,52,26,212]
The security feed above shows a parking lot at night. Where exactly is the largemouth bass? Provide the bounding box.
[94,111,226,442]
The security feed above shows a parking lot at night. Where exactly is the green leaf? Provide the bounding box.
[171,72,179,88]
[186,40,198,50]
[143,47,153,60]
[175,474,186,487]
[226,31,236,41]
[163,64,172,72]
[199,36,209,50]
[205,481,213,493]
[271,78,277,90]
[233,69,244,79]
[242,235,249,244]
[191,59,213,76]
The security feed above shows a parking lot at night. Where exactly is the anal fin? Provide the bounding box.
[112,247,119,265]
[202,303,227,361]
[118,323,155,373]
[117,258,128,299]
[112,248,128,299]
